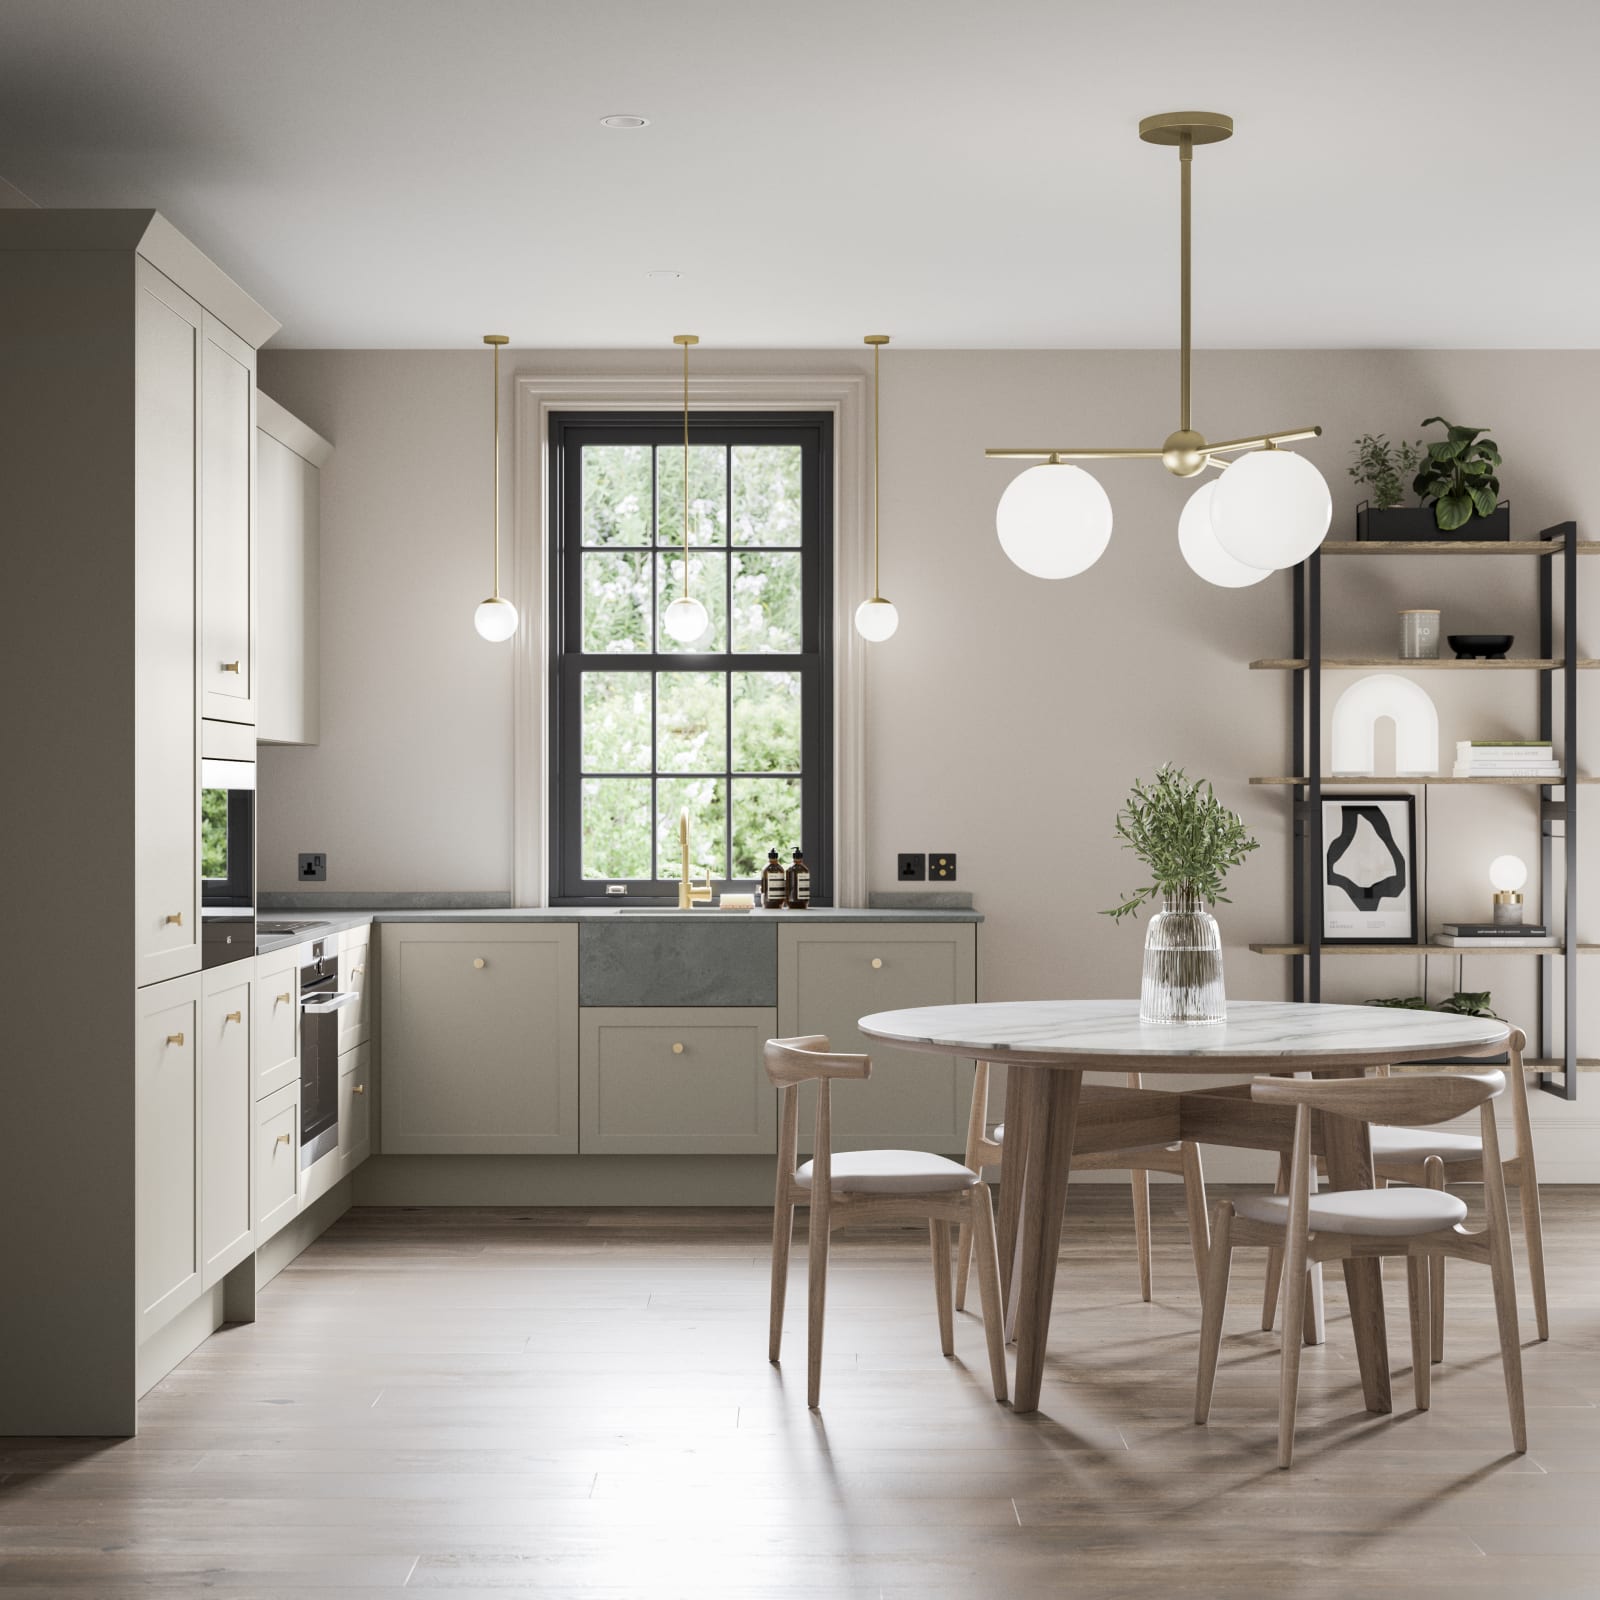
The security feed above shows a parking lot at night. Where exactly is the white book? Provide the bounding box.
[1433,933,1556,948]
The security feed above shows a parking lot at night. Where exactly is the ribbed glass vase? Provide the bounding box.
[1139,890,1226,1025]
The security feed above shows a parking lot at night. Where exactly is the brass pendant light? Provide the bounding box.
[660,334,710,646]
[472,333,519,640]
[854,334,899,642]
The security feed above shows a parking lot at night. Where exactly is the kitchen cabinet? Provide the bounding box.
[339,925,371,1052]
[256,393,330,746]
[339,1043,372,1177]
[134,260,203,989]
[199,314,257,724]
[136,972,201,1339]
[579,1007,778,1154]
[199,963,254,1288]
[380,924,578,1154]
[253,949,299,1099]
[253,1082,300,1241]
[778,923,977,1155]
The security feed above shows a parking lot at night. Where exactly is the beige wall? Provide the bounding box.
[256,347,1597,1078]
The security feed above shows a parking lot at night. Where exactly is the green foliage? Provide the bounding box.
[1103,765,1259,923]
[201,787,228,879]
[1412,417,1502,532]
[1348,434,1423,510]
[1365,991,1500,1018]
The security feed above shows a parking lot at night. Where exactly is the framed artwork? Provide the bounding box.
[1321,796,1418,945]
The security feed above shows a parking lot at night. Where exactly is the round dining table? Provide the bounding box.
[857,999,1509,1414]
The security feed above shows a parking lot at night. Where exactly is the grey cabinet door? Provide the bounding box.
[777,924,976,1154]
[380,924,578,1154]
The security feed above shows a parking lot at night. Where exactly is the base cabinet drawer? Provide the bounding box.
[253,1082,300,1241]
[579,1008,778,1154]
[778,924,976,1155]
[339,1042,372,1176]
[253,950,298,1098]
[338,927,370,1051]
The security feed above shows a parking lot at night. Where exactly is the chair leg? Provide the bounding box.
[806,1204,830,1410]
[1131,1167,1153,1302]
[1278,1226,1310,1471]
[1483,1171,1528,1455]
[1406,1255,1432,1412]
[1424,1156,1446,1364]
[930,1220,955,1357]
[1517,1164,1550,1343]
[1194,1202,1234,1424]
[969,1187,1009,1404]
[768,1196,795,1364]
[953,1221,974,1313]
[1261,1151,1288,1331]
[1302,1266,1325,1347]
[1180,1141,1210,1296]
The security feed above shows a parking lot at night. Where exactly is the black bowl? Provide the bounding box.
[1448,633,1514,660]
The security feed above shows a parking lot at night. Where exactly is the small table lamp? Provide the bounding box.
[1489,855,1528,926]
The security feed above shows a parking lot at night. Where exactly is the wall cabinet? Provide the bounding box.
[579,1007,778,1154]
[199,964,255,1288]
[253,949,299,1099]
[778,924,977,1154]
[136,973,201,1340]
[380,924,578,1154]
[199,315,256,725]
[339,1043,372,1177]
[253,1082,300,1242]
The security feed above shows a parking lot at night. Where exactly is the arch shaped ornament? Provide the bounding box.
[1330,673,1440,776]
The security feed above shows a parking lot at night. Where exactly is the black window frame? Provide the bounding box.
[548,410,834,906]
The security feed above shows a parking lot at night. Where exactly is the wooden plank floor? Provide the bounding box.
[1,1189,1597,1598]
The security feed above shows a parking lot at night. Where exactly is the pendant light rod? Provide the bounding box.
[986,427,1320,462]
[673,333,698,600]
[865,334,889,600]
[485,334,509,597]
[1179,132,1192,434]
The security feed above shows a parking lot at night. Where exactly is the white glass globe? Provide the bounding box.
[1177,481,1272,588]
[473,595,519,641]
[1210,449,1332,571]
[662,594,710,645]
[854,596,899,642]
[996,463,1113,580]
[1489,854,1528,893]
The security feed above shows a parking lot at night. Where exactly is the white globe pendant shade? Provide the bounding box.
[473,595,519,641]
[662,594,710,645]
[854,596,899,642]
[996,463,1114,580]
[1178,481,1272,588]
[1209,449,1332,571]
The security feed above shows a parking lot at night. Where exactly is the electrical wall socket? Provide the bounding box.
[929,853,957,882]
[897,852,926,882]
[298,852,327,882]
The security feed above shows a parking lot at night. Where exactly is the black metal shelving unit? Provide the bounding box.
[1258,522,1590,1100]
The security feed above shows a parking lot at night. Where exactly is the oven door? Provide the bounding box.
[300,984,358,1168]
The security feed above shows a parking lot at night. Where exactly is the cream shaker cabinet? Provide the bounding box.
[339,1043,373,1177]
[133,261,203,989]
[199,964,255,1287]
[778,923,977,1155]
[253,1082,301,1242]
[380,924,579,1154]
[339,926,371,1052]
[253,949,299,1099]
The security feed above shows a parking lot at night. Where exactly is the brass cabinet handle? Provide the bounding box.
[224,1010,242,1024]
[473,957,486,969]
[164,912,184,926]
[165,1032,185,1047]
[274,1132,291,1148]
[221,660,241,673]
[871,958,883,969]
[353,1083,366,1095]
[350,965,364,978]
[275,991,291,1005]
[672,1042,685,1055]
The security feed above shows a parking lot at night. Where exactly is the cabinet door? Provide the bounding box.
[136,973,201,1338]
[256,424,321,745]
[134,261,202,988]
[253,950,299,1099]
[339,926,371,1051]
[200,964,254,1287]
[339,1042,372,1177]
[380,924,578,1154]
[579,1008,778,1154]
[253,1082,300,1242]
[778,924,977,1154]
[199,314,256,724]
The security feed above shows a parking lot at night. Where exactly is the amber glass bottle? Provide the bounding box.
[785,848,811,910]
[760,849,788,909]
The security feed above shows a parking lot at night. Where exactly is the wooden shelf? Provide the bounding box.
[1250,657,1598,672]
[1249,942,1599,957]
[1319,539,1600,556]
[1529,1059,1600,1072]
[1250,774,1598,786]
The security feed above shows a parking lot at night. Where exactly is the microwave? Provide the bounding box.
[200,723,255,968]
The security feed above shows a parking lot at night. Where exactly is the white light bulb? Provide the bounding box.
[996,463,1113,580]
[1177,481,1272,588]
[1489,855,1528,893]
[662,594,710,645]
[854,596,899,641]
[1210,449,1332,571]
[473,596,519,641]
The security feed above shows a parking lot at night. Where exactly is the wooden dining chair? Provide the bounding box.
[1195,1070,1526,1469]
[1261,1026,1547,1362]
[953,1061,1210,1315]
[765,1035,1009,1410]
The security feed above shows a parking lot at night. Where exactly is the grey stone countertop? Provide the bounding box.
[259,906,982,937]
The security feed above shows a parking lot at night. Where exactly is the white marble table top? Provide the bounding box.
[857,999,1509,1073]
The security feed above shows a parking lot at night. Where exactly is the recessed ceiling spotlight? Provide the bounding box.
[600,113,649,129]
[646,269,682,282]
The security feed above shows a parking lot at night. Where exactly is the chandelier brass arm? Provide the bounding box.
[986,425,1322,467]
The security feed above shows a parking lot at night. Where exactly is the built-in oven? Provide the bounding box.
[299,938,357,1169]
[200,721,256,969]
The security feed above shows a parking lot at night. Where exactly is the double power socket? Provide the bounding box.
[897,852,957,883]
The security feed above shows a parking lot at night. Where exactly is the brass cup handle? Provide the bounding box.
[221,660,241,673]
[672,1042,685,1055]
[165,1032,185,1047]
[350,965,364,978]
[274,1132,291,1149]
[164,912,184,926]
[353,1083,366,1095]
[473,957,486,969]
[871,958,883,969]
[224,1010,242,1024]
[275,991,292,1005]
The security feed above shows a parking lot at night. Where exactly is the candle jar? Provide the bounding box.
[1399,609,1441,660]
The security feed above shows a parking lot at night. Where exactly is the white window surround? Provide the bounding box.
[510,372,870,908]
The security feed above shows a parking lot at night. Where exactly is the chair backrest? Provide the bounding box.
[1252,1070,1504,1127]
[766,1036,872,1192]
[763,1035,872,1088]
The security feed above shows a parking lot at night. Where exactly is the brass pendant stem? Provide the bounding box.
[681,338,691,598]
[492,339,501,598]
[872,340,882,600]
[1179,133,1192,435]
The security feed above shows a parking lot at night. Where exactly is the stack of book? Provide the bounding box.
[1452,740,1561,779]
[1436,921,1552,948]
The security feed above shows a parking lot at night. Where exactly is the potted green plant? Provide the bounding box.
[1411,418,1508,539]
[1104,765,1258,1024]
[1366,991,1508,1063]
[1350,434,1425,541]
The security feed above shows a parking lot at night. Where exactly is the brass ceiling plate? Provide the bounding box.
[1138,111,1234,147]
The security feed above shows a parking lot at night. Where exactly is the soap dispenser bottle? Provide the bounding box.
[785,848,811,910]
[760,849,788,909]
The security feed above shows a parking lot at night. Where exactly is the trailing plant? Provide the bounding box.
[1366,991,1500,1018]
[1412,417,1502,531]
[1103,765,1258,923]
[1348,433,1423,510]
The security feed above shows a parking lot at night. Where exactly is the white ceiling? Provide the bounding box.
[1,0,1594,350]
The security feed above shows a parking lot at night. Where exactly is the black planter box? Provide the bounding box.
[1355,500,1510,542]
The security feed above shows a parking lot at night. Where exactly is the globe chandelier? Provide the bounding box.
[987,111,1332,586]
